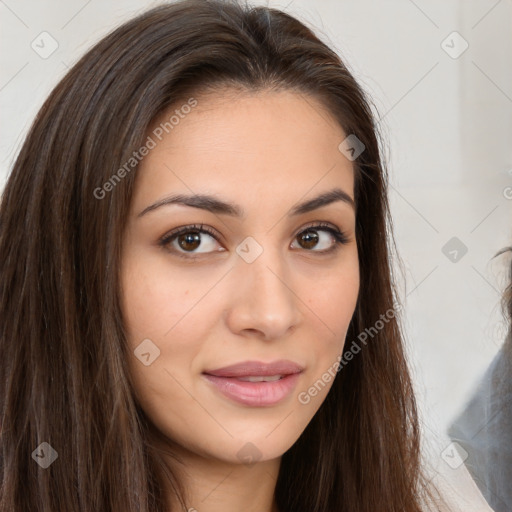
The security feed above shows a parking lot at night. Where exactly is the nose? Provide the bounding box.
[224,245,302,341]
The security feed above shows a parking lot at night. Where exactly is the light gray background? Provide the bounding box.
[1,0,511,458]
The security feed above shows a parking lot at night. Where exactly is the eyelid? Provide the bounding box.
[293,220,341,237]
[162,223,219,241]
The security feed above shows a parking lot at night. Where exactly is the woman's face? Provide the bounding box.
[120,89,360,465]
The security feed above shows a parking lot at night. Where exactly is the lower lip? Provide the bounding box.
[202,373,301,407]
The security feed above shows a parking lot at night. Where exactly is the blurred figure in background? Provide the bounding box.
[449,246,512,512]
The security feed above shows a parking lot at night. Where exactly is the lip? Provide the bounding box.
[202,360,304,407]
[203,359,304,378]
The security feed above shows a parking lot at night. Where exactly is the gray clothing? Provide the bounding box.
[448,336,512,512]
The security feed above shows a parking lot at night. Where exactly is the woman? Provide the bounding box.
[0,1,456,510]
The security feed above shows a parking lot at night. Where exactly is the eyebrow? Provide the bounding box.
[137,187,355,218]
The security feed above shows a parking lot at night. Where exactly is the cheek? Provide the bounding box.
[302,259,360,376]
[121,257,219,441]
[311,275,358,322]
[121,252,220,345]
[121,254,230,413]
[305,258,359,331]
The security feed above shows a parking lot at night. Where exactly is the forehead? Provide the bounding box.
[133,89,355,214]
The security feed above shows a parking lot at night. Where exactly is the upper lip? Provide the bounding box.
[203,360,304,378]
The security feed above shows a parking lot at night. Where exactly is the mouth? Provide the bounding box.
[235,375,284,382]
[202,360,304,407]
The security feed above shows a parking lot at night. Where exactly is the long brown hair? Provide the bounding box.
[0,1,438,510]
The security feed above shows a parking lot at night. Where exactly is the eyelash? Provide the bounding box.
[158,222,350,259]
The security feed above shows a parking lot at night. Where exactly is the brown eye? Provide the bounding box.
[159,224,223,257]
[177,231,201,252]
[297,229,319,250]
[291,224,349,253]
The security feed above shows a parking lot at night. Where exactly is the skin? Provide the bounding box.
[120,88,360,512]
